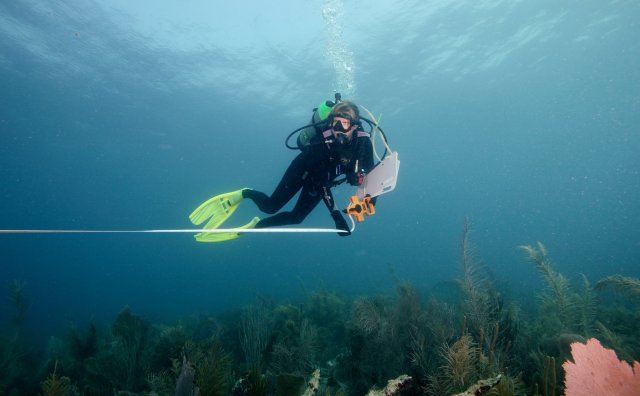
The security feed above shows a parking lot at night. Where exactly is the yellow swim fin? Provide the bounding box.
[195,216,260,243]
[189,189,247,230]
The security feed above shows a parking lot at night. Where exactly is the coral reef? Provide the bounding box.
[3,227,640,396]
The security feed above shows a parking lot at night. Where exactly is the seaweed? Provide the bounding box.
[393,283,422,370]
[594,275,640,302]
[520,242,580,334]
[576,275,597,337]
[0,332,26,395]
[82,306,154,393]
[8,280,29,329]
[442,334,477,390]
[423,299,457,345]
[194,341,233,396]
[457,220,512,379]
[69,322,98,363]
[151,325,188,371]
[240,303,273,370]
[270,314,318,375]
[304,290,347,363]
[0,280,34,395]
[41,361,79,396]
[458,219,495,338]
[111,306,153,391]
[485,374,523,396]
[348,295,397,385]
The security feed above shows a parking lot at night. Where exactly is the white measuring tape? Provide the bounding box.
[0,228,348,234]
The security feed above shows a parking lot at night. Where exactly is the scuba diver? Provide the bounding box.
[189,95,377,242]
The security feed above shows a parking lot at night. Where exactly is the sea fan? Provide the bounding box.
[563,338,640,395]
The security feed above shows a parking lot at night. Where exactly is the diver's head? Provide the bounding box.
[329,101,360,145]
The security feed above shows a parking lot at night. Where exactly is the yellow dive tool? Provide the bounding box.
[345,195,376,223]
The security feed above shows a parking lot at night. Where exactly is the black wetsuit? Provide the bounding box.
[242,127,374,235]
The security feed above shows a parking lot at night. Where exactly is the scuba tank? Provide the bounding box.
[296,100,333,149]
[286,93,342,150]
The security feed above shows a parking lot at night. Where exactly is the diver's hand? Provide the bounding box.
[347,170,366,186]
[331,210,351,237]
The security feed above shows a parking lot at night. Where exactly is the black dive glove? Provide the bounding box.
[331,210,351,237]
[347,170,366,186]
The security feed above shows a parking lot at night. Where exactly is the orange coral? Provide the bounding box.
[563,338,640,396]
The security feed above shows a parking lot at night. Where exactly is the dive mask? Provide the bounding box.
[331,114,353,132]
[330,113,359,145]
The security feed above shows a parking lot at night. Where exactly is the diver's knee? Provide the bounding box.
[261,205,280,215]
[290,213,307,225]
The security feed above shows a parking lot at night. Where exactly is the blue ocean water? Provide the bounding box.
[0,0,638,344]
